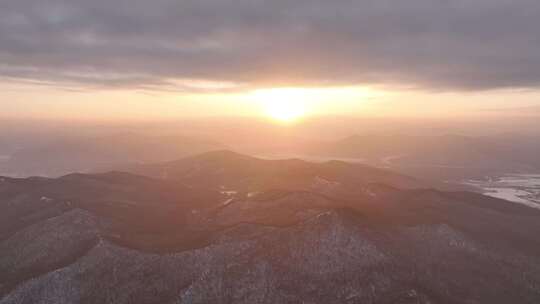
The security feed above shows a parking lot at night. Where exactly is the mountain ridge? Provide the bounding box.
[1,152,540,303]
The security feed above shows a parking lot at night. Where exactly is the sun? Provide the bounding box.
[250,86,378,122]
[252,88,310,122]
[263,99,306,122]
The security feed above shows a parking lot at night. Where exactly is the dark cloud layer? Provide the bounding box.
[1,0,540,91]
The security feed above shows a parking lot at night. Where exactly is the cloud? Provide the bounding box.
[1,0,540,91]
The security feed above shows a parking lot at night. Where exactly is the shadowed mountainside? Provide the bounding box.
[1,153,540,303]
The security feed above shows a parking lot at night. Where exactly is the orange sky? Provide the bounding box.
[3,81,540,122]
[2,0,540,122]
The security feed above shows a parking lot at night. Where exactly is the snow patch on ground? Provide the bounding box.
[221,190,238,196]
[380,155,405,167]
[312,176,340,189]
[222,198,234,206]
[311,176,341,195]
[464,174,540,210]
[363,187,377,197]
[247,192,259,198]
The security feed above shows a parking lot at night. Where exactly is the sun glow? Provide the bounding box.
[250,86,379,122]
[264,101,305,121]
[252,88,311,122]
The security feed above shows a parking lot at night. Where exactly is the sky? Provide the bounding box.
[1,0,540,121]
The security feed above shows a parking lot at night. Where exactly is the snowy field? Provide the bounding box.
[465,174,540,209]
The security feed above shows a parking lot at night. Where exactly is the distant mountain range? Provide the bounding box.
[125,150,429,193]
[1,151,540,303]
[2,132,540,184]
[305,134,540,180]
[0,133,225,177]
